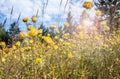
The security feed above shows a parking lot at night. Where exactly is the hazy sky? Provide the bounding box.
[0,0,95,30]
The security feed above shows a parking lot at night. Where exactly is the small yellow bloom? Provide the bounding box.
[50,24,56,29]
[77,25,83,30]
[64,22,70,27]
[38,29,43,34]
[53,45,58,50]
[23,17,28,22]
[101,21,107,26]
[29,28,38,37]
[2,57,6,63]
[56,30,60,34]
[95,10,102,16]
[83,1,93,9]
[15,41,21,46]
[0,42,6,49]
[12,45,16,50]
[19,31,28,38]
[104,26,110,31]
[35,57,42,64]
[43,36,54,44]
[54,36,59,39]
[68,52,73,58]
[29,39,33,44]
[31,15,37,23]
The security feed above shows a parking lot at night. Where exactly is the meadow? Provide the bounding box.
[0,0,120,79]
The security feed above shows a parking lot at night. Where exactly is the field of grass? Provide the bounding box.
[0,0,120,79]
[0,21,120,79]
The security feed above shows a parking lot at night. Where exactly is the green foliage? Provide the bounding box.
[94,0,120,30]
[0,23,10,44]
[8,22,20,44]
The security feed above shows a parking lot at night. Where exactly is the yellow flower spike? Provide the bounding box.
[19,31,28,38]
[68,52,73,58]
[35,57,42,64]
[64,22,70,27]
[95,10,102,16]
[31,15,37,23]
[23,17,28,22]
[53,45,58,50]
[15,41,21,46]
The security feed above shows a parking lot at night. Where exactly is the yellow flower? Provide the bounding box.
[15,41,21,46]
[68,52,73,58]
[95,10,102,16]
[101,21,107,26]
[64,22,70,27]
[0,42,6,49]
[43,36,54,44]
[31,15,37,23]
[56,30,60,34]
[77,25,83,30]
[23,17,28,22]
[19,31,28,38]
[12,45,16,50]
[54,36,59,39]
[47,33,51,37]
[53,45,58,50]
[50,24,56,29]
[38,29,43,34]
[83,1,93,9]
[29,39,33,44]
[2,57,6,63]
[29,28,38,37]
[104,26,110,31]
[35,57,42,64]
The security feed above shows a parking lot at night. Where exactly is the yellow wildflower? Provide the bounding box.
[77,25,83,30]
[50,24,56,29]
[29,28,38,37]
[104,26,110,31]
[68,52,73,58]
[43,36,54,44]
[31,15,37,23]
[12,45,16,50]
[38,29,43,34]
[0,42,6,49]
[19,31,28,38]
[23,17,28,22]
[35,57,42,64]
[53,45,58,50]
[101,21,107,26]
[56,30,60,34]
[64,22,70,27]
[95,10,102,16]
[29,39,33,44]
[2,57,6,63]
[83,1,93,9]
[15,41,21,46]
